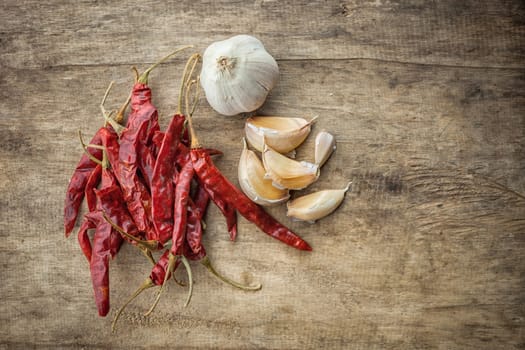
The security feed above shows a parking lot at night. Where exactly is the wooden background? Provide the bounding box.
[1,1,524,349]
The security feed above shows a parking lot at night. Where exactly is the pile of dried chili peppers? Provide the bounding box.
[64,48,311,331]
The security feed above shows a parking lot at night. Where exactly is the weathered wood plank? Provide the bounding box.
[0,55,523,349]
[0,0,524,69]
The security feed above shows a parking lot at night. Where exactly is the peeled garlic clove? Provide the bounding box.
[200,35,279,116]
[238,139,289,206]
[314,131,336,167]
[245,116,316,154]
[262,144,319,190]
[286,183,351,222]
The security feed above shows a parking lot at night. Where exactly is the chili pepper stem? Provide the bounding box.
[177,53,201,114]
[141,248,156,266]
[132,66,139,83]
[111,278,155,333]
[172,275,187,287]
[114,93,132,125]
[99,82,125,134]
[78,131,103,166]
[200,256,262,291]
[102,212,159,251]
[144,253,177,316]
[179,255,193,307]
[138,45,194,84]
[184,80,201,149]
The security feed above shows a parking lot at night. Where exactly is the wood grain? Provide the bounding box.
[0,0,524,69]
[0,0,524,349]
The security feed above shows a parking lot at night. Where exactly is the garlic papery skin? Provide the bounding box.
[314,131,336,167]
[262,144,319,190]
[286,183,351,222]
[200,35,279,116]
[245,116,317,153]
[238,139,289,206]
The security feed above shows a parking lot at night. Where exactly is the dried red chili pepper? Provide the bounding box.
[191,148,311,251]
[64,131,103,237]
[150,114,185,243]
[79,129,158,317]
[151,52,200,244]
[77,219,95,262]
[83,206,121,317]
[75,162,102,262]
[119,47,190,232]
[151,130,165,158]
[184,198,206,260]
[85,163,102,213]
[65,82,123,237]
[192,183,210,220]
[87,214,115,316]
[96,127,160,257]
[181,76,312,251]
[77,138,124,316]
[171,153,194,256]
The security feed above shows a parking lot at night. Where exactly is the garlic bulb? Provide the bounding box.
[200,35,279,116]
[245,116,317,154]
[262,144,319,190]
[238,139,289,206]
[314,131,336,167]
[286,183,351,222]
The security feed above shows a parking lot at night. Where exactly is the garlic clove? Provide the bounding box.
[245,116,317,154]
[286,183,351,222]
[200,35,279,116]
[262,144,319,190]
[238,139,289,206]
[314,131,336,167]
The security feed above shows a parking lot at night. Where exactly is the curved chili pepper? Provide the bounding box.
[151,130,165,158]
[84,162,126,317]
[118,100,154,233]
[184,199,206,260]
[85,164,102,213]
[151,114,185,243]
[174,143,237,239]
[64,130,103,237]
[191,148,311,251]
[88,216,113,316]
[185,184,211,260]
[193,183,210,222]
[77,218,95,262]
[170,154,194,256]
